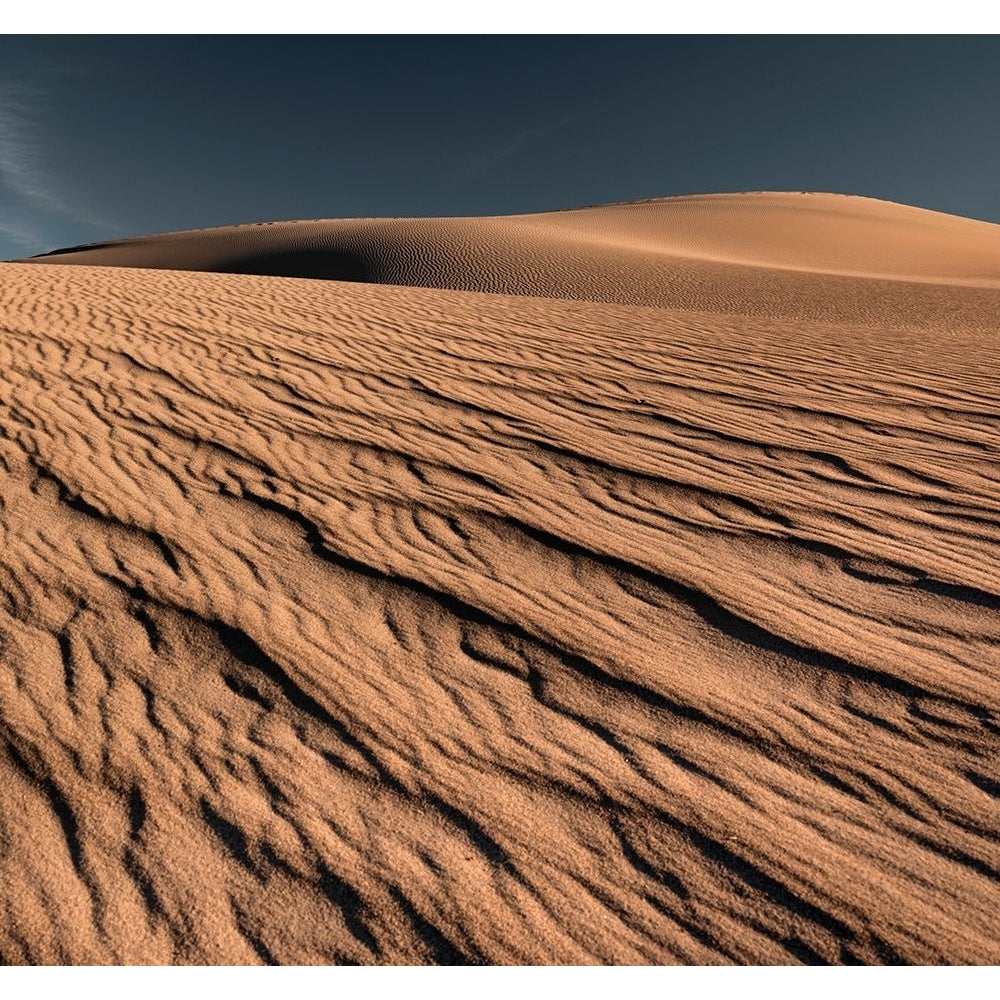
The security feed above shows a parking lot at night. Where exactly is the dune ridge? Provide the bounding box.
[0,194,998,965]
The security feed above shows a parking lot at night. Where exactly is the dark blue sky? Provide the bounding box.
[2,35,999,259]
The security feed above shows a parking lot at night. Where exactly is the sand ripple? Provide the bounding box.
[0,257,997,964]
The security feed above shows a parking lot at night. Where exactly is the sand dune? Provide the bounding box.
[22,192,1000,328]
[0,194,998,964]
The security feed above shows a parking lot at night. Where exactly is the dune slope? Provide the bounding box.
[0,249,997,964]
[22,193,1000,329]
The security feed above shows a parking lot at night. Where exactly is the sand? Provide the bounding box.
[24,192,1000,329]
[0,192,998,964]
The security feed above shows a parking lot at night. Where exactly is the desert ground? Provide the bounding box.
[0,192,998,964]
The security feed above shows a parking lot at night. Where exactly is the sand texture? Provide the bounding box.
[1,193,999,964]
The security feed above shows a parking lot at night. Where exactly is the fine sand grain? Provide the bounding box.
[0,193,998,964]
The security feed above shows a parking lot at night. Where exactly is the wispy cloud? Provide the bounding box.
[464,108,593,179]
[0,83,118,237]
[449,95,625,197]
[0,218,47,255]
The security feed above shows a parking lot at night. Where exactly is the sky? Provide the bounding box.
[1,35,1000,259]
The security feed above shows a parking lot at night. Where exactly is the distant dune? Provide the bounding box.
[0,193,998,964]
[23,192,1000,327]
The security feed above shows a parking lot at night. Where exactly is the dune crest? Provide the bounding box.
[0,194,998,964]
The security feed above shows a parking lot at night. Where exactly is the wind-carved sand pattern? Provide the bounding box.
[1,193,999,964]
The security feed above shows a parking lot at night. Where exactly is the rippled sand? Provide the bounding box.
[1,193,998,964]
